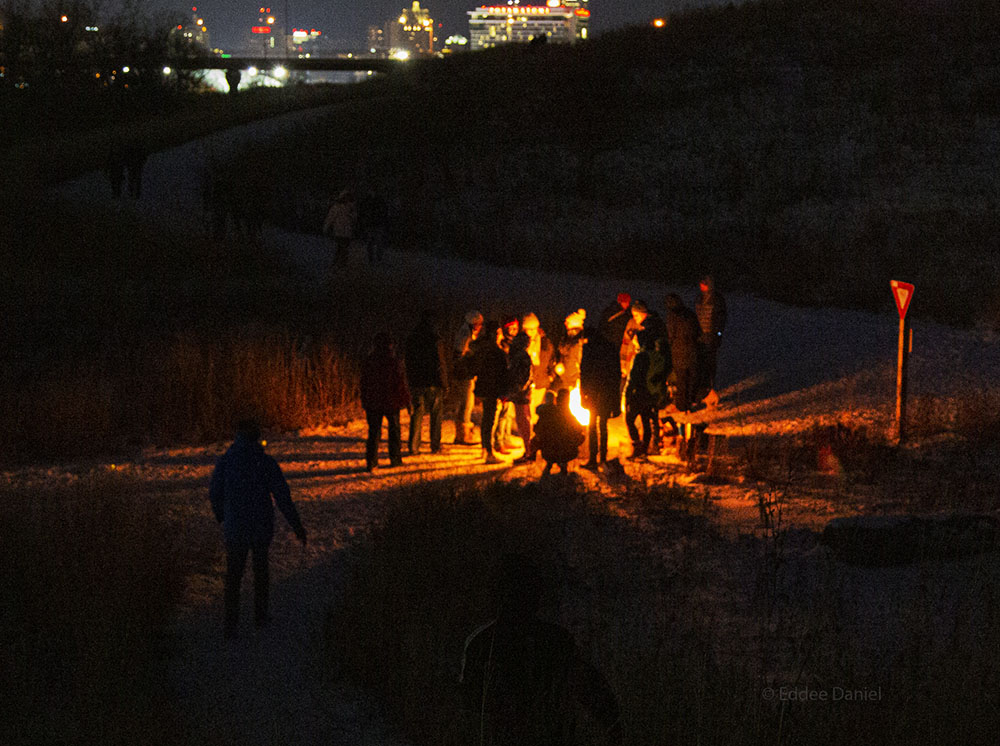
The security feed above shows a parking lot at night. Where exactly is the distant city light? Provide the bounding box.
[162,66,172,75]
[652,18,666,28]
[85,25,99,32]
[273,66,288,78]
[391,49,411,61]
[60,15,68,22]
[247,66,259,76]
[122,66,130,73]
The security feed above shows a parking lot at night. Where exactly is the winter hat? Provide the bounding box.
[521,312,540,329]
[617,292,632,307]
[564,308,586,329]
[464,310,484,326]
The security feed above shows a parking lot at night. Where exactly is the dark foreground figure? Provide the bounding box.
[209,420,307,639]
[460,554,623,745]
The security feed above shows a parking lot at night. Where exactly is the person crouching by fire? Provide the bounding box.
[531,390,586,475]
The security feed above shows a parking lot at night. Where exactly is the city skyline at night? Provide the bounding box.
[41,0,729,52]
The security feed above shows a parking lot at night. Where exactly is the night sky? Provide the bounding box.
[136,0,726,51]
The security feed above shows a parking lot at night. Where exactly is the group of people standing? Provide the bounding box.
[360,277,728,473]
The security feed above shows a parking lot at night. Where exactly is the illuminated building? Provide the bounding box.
[389,2,437,57]
[172,6,212,53]
[368,24,389,56]
[289,28,323,58]
[250,6,279,55]
[467,2,590,50]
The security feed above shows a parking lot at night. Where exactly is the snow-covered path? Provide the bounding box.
[51,106,1000,743]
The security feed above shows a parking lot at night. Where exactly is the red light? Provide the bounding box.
[251,25,271,34]
[575,8,590,16]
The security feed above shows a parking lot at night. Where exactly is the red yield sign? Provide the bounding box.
[890,280,914,320]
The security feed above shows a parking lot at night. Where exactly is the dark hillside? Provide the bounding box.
[251,0,1000,327]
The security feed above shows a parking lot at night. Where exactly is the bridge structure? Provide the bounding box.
[165,56,401,74]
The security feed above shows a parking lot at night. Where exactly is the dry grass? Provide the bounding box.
[325,476,1000,745]
[0,472,186,746]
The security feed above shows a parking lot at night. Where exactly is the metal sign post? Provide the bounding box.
[890,280,915,443]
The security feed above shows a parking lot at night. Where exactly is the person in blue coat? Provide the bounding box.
[209,420,307,639]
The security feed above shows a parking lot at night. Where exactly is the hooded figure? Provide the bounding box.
[459,554,623,745]
[209,420,307,638]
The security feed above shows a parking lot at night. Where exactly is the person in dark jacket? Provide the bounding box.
[549,309,586,393]
[494,316,521,453]
[508,332,535,463]
[531,390,586,475]
[665,293,702,412]
[209,420,307,639]
[625,329,670,458]
[579,326,622,469]
[405,310,450,455]
[360,332,411,470]
[459,554,623,746]
[472,320,511,464]
[695,274,728,405]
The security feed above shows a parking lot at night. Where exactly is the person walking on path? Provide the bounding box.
[579,326,622,469]
[665,293,702,413]
[360,332,411,470]
[451,310,484,445]
[404,310,450,455]
[323,189,357,267]
[209,420,307,640]
[695,274,727,406]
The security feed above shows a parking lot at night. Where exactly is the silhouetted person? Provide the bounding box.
[665,293,701,412]
[105,139,146,199]
[625,329,669,458]
[405,310,449,455]
[531,389,585,475]
[323,189,357,266]
[580,326,621,469]
[124,142,146,199]
[695,274,727,406]
[225,68,241,95]
[209,419,307,640]
[360,332,410,470]
[358,190,389,263]
[459,554,623,745]
[470,319,511,464]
